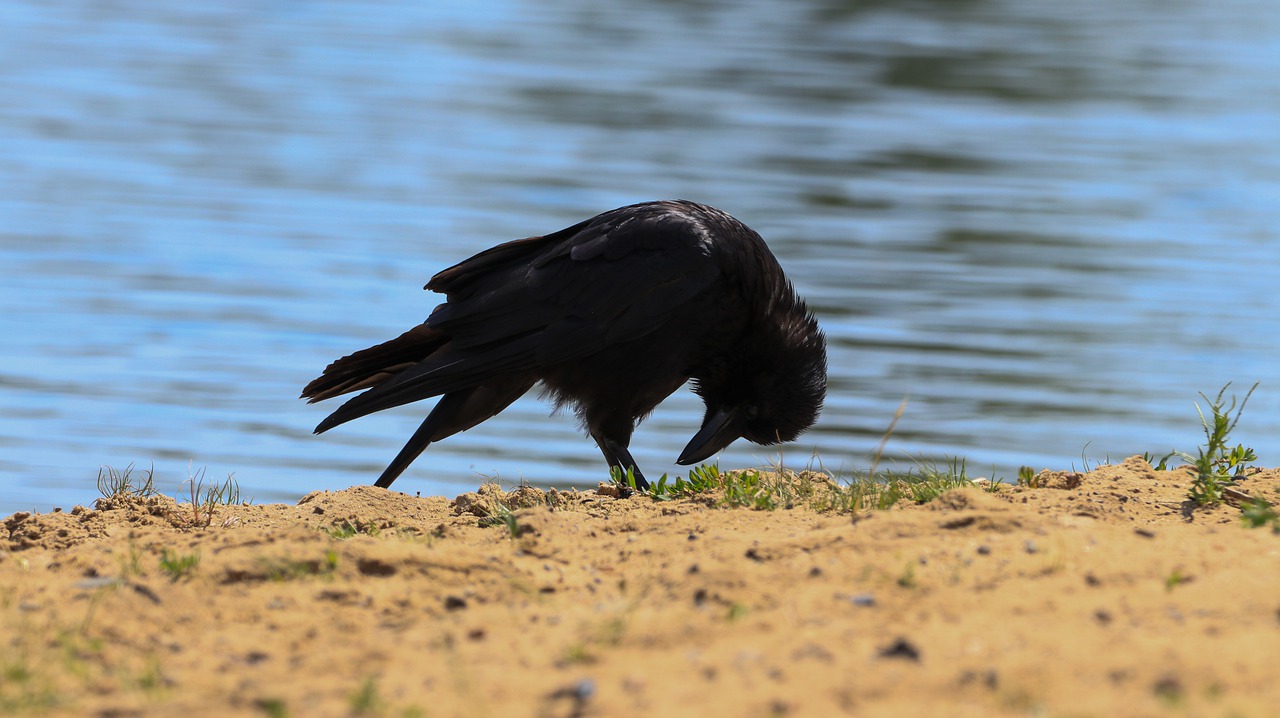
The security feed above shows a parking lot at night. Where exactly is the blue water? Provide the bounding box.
[2,0,1277,514]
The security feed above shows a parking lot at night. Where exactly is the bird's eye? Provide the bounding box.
[744,405,760,421]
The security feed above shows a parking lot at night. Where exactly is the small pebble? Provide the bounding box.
[572,678,596,701]
[878,637,921,662]
[74,577,119,590]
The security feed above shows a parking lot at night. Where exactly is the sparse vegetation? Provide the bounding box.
[96,462,157,500]
[325,521,360,540]
[1168,382,1259,507]
[255,698,289,718]
[1240,498,1279,533]
[610,455,993,515]
[458,482,550,535]
[612,463,726,501]
[896,563,917,589]
[477,504,524,539]
[561,642,595,665]
[1164,569,1192,592]
[259,551,339,582]
[1141,451,1175,472]
[5,434,1279,718]
[181,464,241,528]
[158,550,200,581]
[95,462,251,529]
[0,652,59,713]
[721,469,781,510]
[349,676,382,717]
[606,395,997,514]
[324,520,382,540]
[121,539,143,578]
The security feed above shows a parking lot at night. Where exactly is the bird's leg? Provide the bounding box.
[592,432,649,491]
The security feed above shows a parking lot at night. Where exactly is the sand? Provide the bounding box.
[3,456,1279,717]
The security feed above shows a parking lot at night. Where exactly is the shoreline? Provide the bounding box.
[3,457,1279,717]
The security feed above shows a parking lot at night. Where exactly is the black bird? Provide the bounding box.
[301,200,826,490]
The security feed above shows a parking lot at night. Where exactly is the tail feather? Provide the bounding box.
[302,325,446,403]
[311,331,544,434]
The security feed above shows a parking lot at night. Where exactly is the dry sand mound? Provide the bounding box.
[2,457,1278,717]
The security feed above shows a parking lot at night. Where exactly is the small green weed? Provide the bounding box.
[1164,569,1191,592]
[349,676,381,717]
[721,470,779,510]
[181,464,241,528]
[0,654,59,713]
[561,642,595,665]
[559,610,630,667]
[158,549,200,581]
[325,522,359,540]
[260,551,339,581]
[134,658,164,694]
[897,563,917,589]
[324,520,381,540]
[254,697,289,718]
[1241,499,1279,532]
[1141,451,1176,471]
[500,508,522,539]
[726,602,748,621]
[905,457,982,502]
[121,539,143,578]
[609,465,643,492]
[643,464,782,509]
[612,463,726,501]
[478,504,525,538]
[1179,382,1258,507]
[97,462,157,499]
[819,456,986,513]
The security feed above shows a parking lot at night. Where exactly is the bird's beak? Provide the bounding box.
[677,407,741,465]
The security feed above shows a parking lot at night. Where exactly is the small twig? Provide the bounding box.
[1221,486,1255,509]
[868,396,908,479]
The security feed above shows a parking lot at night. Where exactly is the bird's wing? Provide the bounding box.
[433,204,722,360]
[315,204,722,428]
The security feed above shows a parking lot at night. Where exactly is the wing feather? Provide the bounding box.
[314,201,725,432]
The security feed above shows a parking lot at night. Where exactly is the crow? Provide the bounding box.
[301,200,826,491]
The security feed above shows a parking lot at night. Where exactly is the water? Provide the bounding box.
[2,0,1277,515]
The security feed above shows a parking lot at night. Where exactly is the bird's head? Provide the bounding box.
[678,308,827,466]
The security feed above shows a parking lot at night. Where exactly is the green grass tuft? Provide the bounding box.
[349,676,381,717]
[181,464,241,528]
[158,549,200,581]
[96,462,157,499]
[1241,498,1279,533]
[324,520,383,540]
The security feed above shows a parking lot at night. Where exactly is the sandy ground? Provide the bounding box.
[3,456,1279,718]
